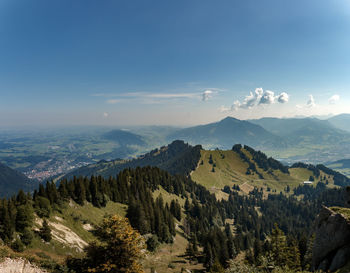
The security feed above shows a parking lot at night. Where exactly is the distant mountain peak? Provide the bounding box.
[167,116,286,150]
[220,116,239,122]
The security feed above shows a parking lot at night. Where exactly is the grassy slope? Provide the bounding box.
[329,207,350,219]
[146,188,204,272]
[191,149,338,197]
[142,231,204,273]
[17,188,198,272]
[23,201,128,265]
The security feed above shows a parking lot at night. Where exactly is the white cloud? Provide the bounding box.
[218,105,231,113]
[233,88,263,110]
[295,94,316,110]
[277,92,289,103]
[103,112,109,118]
[306,95,316,108]
[144,93,198,99]
[106,99,121,104]
[93,90,217,104]
[202,90,213,101]
[233,88,289,110]
[329,94,340,104]
[259,90,275,105]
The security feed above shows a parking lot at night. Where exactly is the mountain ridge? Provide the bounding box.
[61,140,201,180]
[0,162,36,197]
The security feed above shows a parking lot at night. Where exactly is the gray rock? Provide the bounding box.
[312,206,350,271]
[329,245,350,272]
[0,258,48,273]
[346,186,350,207]
[317,258,330,272]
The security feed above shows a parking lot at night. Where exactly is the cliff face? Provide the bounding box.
[312,206,350,271]
[0,258,47,273]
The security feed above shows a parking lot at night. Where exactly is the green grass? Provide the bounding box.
[190,150,298,192]
[142,231,204,273]
[153,186,186,207]
[21,200,128,266]
[191,150,252,189]
[329,207,350,219]
[191,149,337,196]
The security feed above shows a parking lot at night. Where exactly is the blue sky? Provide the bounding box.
[1,0,350,126]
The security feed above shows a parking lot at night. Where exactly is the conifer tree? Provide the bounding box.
[21,227,34,246]
[15,204,33,232]
[286,239,301,271]
[76,215,145,273]
[209,259,225,273]
[40,219,52,242]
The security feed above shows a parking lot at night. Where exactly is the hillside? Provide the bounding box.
[0,162,36,197]
[327,159,350,177]
[61,140,201,180]
[64,140,350,197]
[250,117,350,145]
[102,129,146,146]
[249,117,350,163]
[167,116,287,150]
[328,113,350,132]
[190,144,350,197]
[249,117,334,136]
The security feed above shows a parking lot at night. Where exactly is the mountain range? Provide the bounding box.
[55,114,350,180]
[249,117,350,146]
[167,117,287,150]
[162,115,350,164]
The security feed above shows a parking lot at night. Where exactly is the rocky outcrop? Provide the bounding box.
[312,206,350,271]
[0,258,48,273]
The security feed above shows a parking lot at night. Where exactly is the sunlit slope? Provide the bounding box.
[191,148,340,194]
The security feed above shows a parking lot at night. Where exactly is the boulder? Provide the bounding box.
[329,245,350,272]
[312,206,350,271]
[0,258,48,273]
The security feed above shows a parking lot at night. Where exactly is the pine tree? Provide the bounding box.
[38,184,47,198]
[34,196,51,218]
[209,259,225,273]
[21,228,34,246]
[16,190,27,205]
[0,200,13,242]
[205,242,214,269]
[270,223,288,267]
[40,219,52,242]
[15,204,33,232]
[286,239,301,270]
[185,241,195,260]
[253,238,262,262]
[74,215,145,273]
